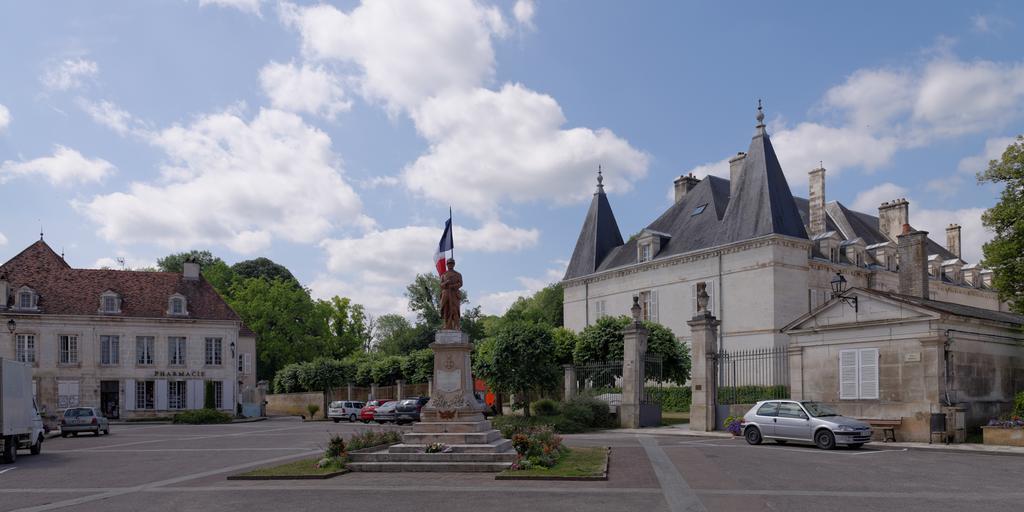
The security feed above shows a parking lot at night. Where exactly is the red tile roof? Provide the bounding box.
[1,241,246,326]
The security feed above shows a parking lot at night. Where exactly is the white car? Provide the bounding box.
[327,401,365,423]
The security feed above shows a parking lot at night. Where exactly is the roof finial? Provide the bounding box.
[596,165,604,193]
[40,223,44,241]
[755,99,765,126]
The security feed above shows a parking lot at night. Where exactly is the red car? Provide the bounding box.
[358,399,393,423]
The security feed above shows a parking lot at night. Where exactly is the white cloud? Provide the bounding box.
[913,59,1024,137]
[92,254,156,270]
[77,98,144,136]
[1,145,115,185]
[259,61,351,119]
[914,207,990,263]
[477,263,566,315]
[957,136,1017,174]
[199,0,262,16]
[971,14,1011,34]
[405,84,648,218]
[513,0,535,27]
[77,108,362,253]
[850,182,908,212]
[0,104,9,132]
[822,68,915,129]
[925,176,963,199]
[309,276,410,319]
[41,58,99,91]
[359,175,400,189]
[770,123,901,185]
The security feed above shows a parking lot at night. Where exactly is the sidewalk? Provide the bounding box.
[605,424,1024,456]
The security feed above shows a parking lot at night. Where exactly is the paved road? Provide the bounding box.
[1,417,1022,512]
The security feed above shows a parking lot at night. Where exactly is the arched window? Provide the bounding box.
[168,294,188,316]
[100,291,121,314]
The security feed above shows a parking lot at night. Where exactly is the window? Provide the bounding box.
[135,381,155,410]
[212,381,224,409]
[839,348,879,400]
[19,291,33,309]
[59,335,79,364]
[639,290,658,322]
[136,336,155,365]
[777,402,806,419]
[57,380,80,409]
[168,295,187,316]
[205,337,223,366]
[15,334,35,363]
[100,335,120,365]
[691,203,708,216]
[595,300,607,320]
[168,337,186,366]
[639,243,651,263]
[755,402,779,417]
[168,381,187,410]
[829,247,838,263]
[100,292,121,314]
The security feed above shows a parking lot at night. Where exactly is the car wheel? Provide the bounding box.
[3,439,16,464]
[774,440,788,445]
[744,426,762,445]
[60,433,68,438]
[95,428,101,437]
[815,430,836,450]
[332,418,340,423]
[71,432,78,437]
[362,419,370,424]
[30,435,43,455]
[848,443,864,450]
[349,414,357,422]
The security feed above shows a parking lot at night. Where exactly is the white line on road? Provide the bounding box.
[637,435,707,512]
[0,467,16,475]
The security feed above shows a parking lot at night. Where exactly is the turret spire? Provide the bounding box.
[596,165,605,194]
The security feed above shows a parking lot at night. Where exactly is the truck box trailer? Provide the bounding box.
[1,358,44,463]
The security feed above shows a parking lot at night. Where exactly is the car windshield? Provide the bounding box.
[330,401,344,408]
[65,408,94,417]
[801,402,840,417]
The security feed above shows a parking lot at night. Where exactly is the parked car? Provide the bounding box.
[60,407,110,437]
[741,400,872,450]
[372,401,399,424]
[327,401,365,423]
[395,397,430,424]
[359,400,392,423]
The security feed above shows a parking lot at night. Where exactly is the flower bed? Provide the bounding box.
[982,417,1024,447]
[228,430,400,480]
[496,447,609,481]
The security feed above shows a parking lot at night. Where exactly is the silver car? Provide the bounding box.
[741,400,872,449]
[61,407,110,437]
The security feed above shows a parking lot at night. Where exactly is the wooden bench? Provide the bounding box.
[860,419,902,442]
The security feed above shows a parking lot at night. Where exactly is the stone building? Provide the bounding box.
[562,106,1005,351]
[0,240,256,419]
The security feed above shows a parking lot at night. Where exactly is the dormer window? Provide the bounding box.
[15,286,38,311]
[639,243,652,263]
[100,291,122,314]
[168,294,188,316]
[20,291,33,308]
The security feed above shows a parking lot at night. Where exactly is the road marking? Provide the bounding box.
[637,435,707,512]
[54,424,311,453]
[84,447,314,453]
[0,467,16,475]
[664,442,907,456]
[0,485,663,496]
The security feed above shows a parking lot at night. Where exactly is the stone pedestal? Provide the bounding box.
[348,330,515,473]
[688,312,719,432]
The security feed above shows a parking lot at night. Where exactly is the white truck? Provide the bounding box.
[1,358,44,463]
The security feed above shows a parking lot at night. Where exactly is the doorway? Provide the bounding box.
[101,380,120,419]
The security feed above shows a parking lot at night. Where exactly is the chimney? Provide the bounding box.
[673,173,700,203]
[183,261,200,281]
[945,224,961,259]
[878,198,909,243]
[728,152,746,198]
[897,224,929,299]
[808,166,826,236]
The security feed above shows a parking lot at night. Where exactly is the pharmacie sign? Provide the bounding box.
[154,370,206,378]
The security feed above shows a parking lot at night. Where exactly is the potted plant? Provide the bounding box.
[723,415,743,436]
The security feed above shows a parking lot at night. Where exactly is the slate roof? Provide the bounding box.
[1,240,246,324]
[868,289,1024,327]
[563,180,625,280]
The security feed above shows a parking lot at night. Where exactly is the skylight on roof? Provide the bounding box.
[691,203,708,216]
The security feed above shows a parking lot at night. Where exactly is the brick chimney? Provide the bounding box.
[728,152,746,198]
[673,173,700,203]
[808,166,826,236]
[945,224,961,259]
[897,224,929,299]
[183,261,200,281]
[878,198,909,243]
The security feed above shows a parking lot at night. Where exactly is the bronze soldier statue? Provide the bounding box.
[440,258,463,330]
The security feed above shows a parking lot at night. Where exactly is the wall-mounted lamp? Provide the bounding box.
[830,272,858,312]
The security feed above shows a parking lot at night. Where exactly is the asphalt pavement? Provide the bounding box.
[2,417,1022,512]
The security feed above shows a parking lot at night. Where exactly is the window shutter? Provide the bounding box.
[187,380,202,409]
[859,349,879,399]
[244,353,252,376]
[124,379,136,411]
[691,284,697,315]
[650,290,659,323]
[155,380,168,410]
[222,379,235,411]
[707,281,716,316]
[838,350,858,399]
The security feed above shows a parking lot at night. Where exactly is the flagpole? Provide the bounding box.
[449,206,454,261]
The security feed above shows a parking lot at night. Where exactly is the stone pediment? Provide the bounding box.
[783,288,938,333]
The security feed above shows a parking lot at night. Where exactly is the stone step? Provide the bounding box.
[401,430,501,445]
[347,461,512,473]
[412,421,493,433]
[349,451,517,463]
[388,439,513,453]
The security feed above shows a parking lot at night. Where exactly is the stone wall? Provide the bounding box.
[266,391,324,418]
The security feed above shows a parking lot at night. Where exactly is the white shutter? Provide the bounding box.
[858,349,879,399]
[650,290,659,323]
[709,281,716,316]
[222,379,235,411]
[243,353,253,376]
[691,284,698,315]
[124,379,136,411]
[838,350,858,399]
[187,380,202,409]
[155,380,169,410]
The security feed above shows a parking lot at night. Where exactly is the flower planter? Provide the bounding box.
[981,426,1024,447]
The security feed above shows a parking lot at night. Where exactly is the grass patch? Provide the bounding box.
[497,447,608,480]
[660,411,689,426]
[229,457,347,480]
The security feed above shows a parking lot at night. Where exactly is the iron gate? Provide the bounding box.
[714,346,789,430]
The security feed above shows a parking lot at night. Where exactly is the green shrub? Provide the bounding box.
[306,404,320,419]
[346,430,402,451]
[717,385,788,404]
[172,409,233,424]
[561,401,595,427]
[646,387,691,412]
[551,415,585,434]
[567,396,615,428]
[1014,391,1024,418]
[326,434,346,458]
[532,398,560,417]
[204,381,216,409]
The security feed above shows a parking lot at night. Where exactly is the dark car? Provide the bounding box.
[372,401,399,424]
[395,397,430,424]
[359,400,392,423]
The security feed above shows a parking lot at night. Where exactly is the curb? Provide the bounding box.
[227,469,349,480]
[869,442,1024,457]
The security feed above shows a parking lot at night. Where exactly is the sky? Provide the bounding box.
[1,1,1022,319]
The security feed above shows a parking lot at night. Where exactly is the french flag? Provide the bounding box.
[434,214,454,276]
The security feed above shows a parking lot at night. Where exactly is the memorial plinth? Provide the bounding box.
[347,330,515,472]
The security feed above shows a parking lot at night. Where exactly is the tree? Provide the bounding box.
[298,357,353,415]
[374,314,416,355]
[574,316,690,385]
[504,283,564,328]
[157,250,224,273]
[316,296,371,359]
[473,321,560,416]
[979,135,1024,315]
[401,348,434,384]
[551,327,579,366]
[231,257,298,284]
[406,273,443,328]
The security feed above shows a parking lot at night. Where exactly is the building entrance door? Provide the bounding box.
[101,381,120,419]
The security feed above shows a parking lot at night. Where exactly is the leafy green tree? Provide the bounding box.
[371,355,405,384]
[374,314,417,355]
[504,284,564,328]
[316,296,371,359]
[157,250,224,273]
[298,357,353,414]
[401,348,434,383]
[406,273,443,328]
[978,135,1024,315]
[272,363,303,393]
[473,321,560,417]
[574,316,690,384]
[202,260,237,297]
[551,327,579,366]
[231,257,298,284]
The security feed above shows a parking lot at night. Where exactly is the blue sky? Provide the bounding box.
[1,1,1022,318]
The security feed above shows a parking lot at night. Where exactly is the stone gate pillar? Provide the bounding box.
[621,297,649,429]
[563,364,577,401]
[688,311,719,432]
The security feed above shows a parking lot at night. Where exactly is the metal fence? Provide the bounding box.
[716,347,789,405]
[641,354,663,405]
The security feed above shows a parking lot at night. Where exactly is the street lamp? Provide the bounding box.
[6,318,14,334]
[830,272,858,312]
